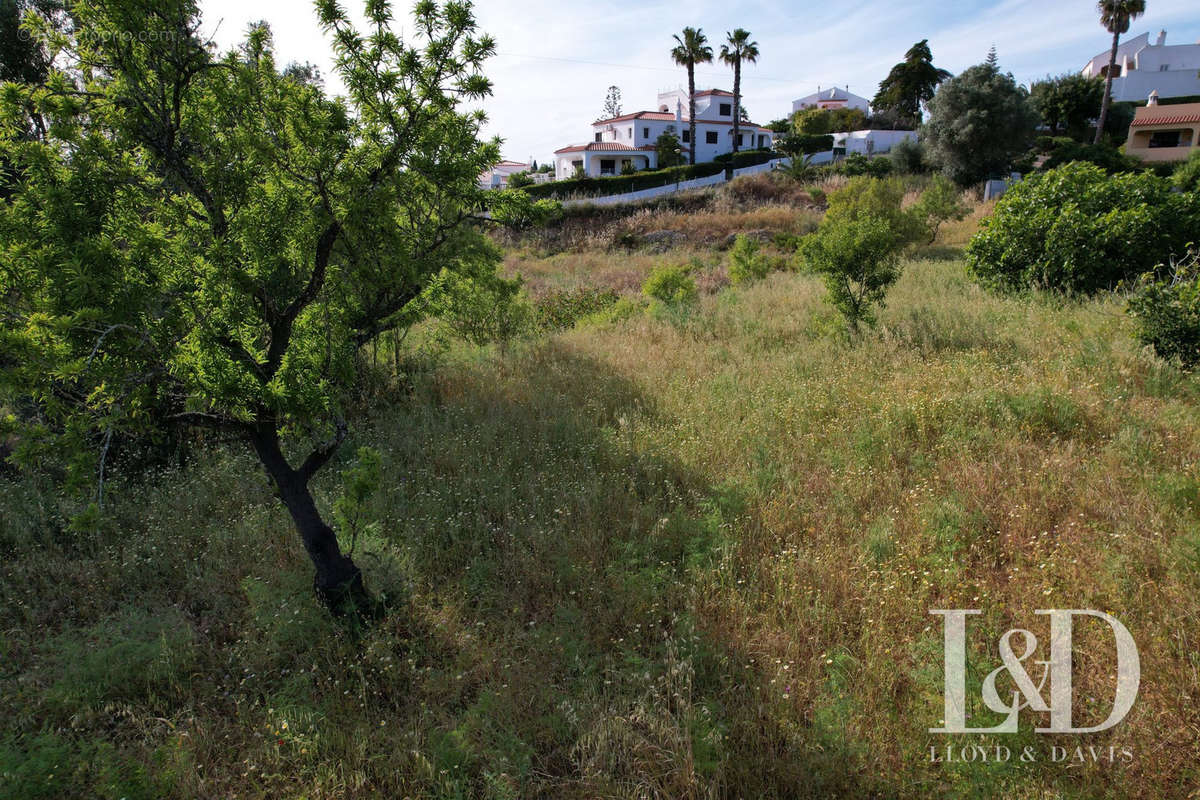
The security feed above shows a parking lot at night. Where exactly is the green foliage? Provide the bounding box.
[800,214,903,333]
[46,608,197,712]
[1173,150,1200,193]
[487,189,562,229]
[333,446,382,550]
[1128,249,1200,367]
[778,133,834,158]
[872,40,952,128]
[523,161,726,200]
[655,130,683,168]
[825,176,925,247]
[890,138,927,173]
[727,235,770,285]
[0,0,505,599]
[923,62,1039,186]
[912,175,968,243]
[424,263,534,347]
[966,163,1200,293]
[793,108,832,135]
[642,264,699,307]
[1041,138,1138,173]
[506,170,534,189]
[838,153,893,178]
[1030,74,1105,140]
[533,286,620,331]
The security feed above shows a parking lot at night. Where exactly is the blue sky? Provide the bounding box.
[197,0,1200,164]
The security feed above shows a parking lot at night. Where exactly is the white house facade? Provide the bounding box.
[833,129,917,156]
[792,86,872,115]
[1081,30,1200,103]
[554,88,776,179]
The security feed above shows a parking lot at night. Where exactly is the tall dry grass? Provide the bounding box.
[2,253,1197,798]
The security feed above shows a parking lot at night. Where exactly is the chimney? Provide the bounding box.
[1155,30,1166,46]
[1148,89,1159,106]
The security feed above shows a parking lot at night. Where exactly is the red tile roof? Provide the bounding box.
[1131,102,1200,127]
[593,111,678,124]
[553,143,658,154]
[1130,113,1200,127]
[696,89,735,97]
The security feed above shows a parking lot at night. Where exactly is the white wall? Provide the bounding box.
[833,130,917,155]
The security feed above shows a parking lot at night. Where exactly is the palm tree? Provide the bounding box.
[721,29,760,154]
[671,27,713,165]
[1093,0,1147,144]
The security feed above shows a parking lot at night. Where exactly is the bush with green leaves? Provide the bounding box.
[912,175,969,243]
[966,163,1200,293]
[1041,139,1138,174]
[642,264,699,307]
[1174,150,1200,194]
[890,138,927,173]
[1128,249,1200,368]
[533,286,620,330]
[825,176,926,247]
[839,153,893,178]
[424,264,535,347]
[728,235,771,285]
[800,214,903,333]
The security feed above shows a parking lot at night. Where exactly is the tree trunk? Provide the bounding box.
[1094,30,1120,145]
[688,65,697,165]
[732,61,742,154]
[251,423,381,618]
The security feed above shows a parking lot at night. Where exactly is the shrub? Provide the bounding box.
[1042,140,1138,174]
[825,176,925,247]
[890,138,926,173]
[966,163,1200,293]
[1174,150,1200,194]
[839,153,893,178]
[534,287,620,330]
[912,175,969,243]
[800,214,903,333]
[424,264,535,346]
[523,162,727,200]
[727,235,771,285]
[506,170,534,189]
[642,264,699,307]
[1128,249,1200,367]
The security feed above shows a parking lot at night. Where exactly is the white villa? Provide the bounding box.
[792,86,871,115]
[554,88,776,179]
[1081,30,1200,103]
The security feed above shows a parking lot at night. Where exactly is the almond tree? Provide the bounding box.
[0,0,531,615]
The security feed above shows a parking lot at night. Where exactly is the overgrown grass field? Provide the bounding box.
[3,223,1199,796]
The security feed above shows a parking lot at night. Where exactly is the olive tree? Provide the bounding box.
[0,0,538,614]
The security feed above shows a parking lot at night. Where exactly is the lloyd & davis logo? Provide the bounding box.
[930,610,1140,735]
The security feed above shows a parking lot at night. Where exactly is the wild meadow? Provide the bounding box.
[3,175,1199,798]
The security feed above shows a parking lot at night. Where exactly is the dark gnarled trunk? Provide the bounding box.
[250,423,380,618]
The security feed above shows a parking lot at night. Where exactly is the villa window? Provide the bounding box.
[1148,130,1185,148]
[595,132,602,142]
[643,127,649,139]
[737,134,745,146]
[682,130,690,143]
[705,131,718,144]
[1159,64,1170,71]
[599,158,616,175]
[719,103,732,116]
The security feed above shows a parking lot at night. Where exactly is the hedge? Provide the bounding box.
[523,151,776,200]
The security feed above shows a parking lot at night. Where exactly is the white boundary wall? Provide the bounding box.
[561,157,814,208]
